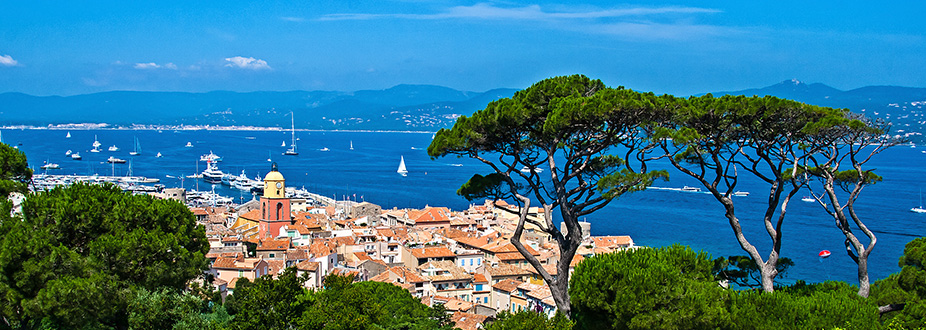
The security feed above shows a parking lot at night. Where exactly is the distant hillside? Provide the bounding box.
[706,79,926,143]
[2,80,923,142]
[0,85,519,131]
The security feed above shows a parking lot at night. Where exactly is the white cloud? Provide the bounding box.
[134,62,160,69]
[281,16,304,22]
[320,3,719,21]
[133,62,178,70]
[224,56,271,70]
[0,54,19,66]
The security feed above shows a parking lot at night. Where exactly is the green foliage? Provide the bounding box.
[0,183,209,329]
[226,272,453,330]
[713,256,795,289]
[570,245,733,330]
[0,142,31,198]
[128,288,230,330]
[730,281,881,330]
[485,311,573,330]
[872,237,926,329]
[456,173,515,201]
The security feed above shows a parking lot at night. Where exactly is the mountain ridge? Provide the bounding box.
[2,81,924,143]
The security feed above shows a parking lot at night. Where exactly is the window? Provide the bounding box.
[276,202,283,220]
[469,259,473,266]
[475,284,483,291]
[269,253,275,258]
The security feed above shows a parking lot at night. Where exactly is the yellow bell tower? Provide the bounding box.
[259,162,291,238]
[263,162,286,198]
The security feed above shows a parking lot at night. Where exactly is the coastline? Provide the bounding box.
[0,124,438,134]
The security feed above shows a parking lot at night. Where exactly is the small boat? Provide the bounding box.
[65,150,72,156]
[282,141,286,147]
[200,151,222,162]
[733,191,749,197]
[801,196,815,203]
[91,135,101,152]
[108,145,119,152]
[185,142,193,148]
[397,156,408,177]
[71,153,82,160]
[283,112,299,156]
[65,132,71,138]
[245,136,256,140]
[350,140,354,150]
[819,250,831,258]
[107,156,126,164]
[156,152,162,158]
[319,147,330,152]
[41,162,60,170]
[681,186,701,192]
[912,190,926,214]
[129,136,141,156]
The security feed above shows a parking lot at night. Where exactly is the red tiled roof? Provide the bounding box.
[492,279,522,292]
[452,312,488,330]
[239,209,261,221]
[257,238,291,251]
[295,260,320,272]
[409,246,455,259]
[593,235,633,248]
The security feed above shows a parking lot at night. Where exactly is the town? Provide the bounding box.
[158,163,633,330]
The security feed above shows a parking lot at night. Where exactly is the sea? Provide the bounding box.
[4,128,926,286]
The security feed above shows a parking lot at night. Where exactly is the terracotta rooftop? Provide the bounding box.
[295,260,320,272]
[592,235,633,248]
[370,266,427,284]
[409,246,456,259]
[451,312,489,330]
[257,238,291,251]
[418,260,472,282]
[239,209,261,221]
[486,263,532,277]
[492,279,523,293]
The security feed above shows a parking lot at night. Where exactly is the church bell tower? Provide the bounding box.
[259,162,291,238]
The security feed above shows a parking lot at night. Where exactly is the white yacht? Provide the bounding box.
[200,151,222,162]
[41,162,60,170]
[108,145,119,152]
[91,135,102,153]
[71,153,82,160]
[185,142,193,148]
[106,156,126,164]
[201,161,224,184]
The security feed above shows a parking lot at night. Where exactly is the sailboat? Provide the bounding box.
[91,135,102,152]
[129,136,141,156]
[397,156,408,177]
[156,152,162,158]
[912,190,926,214]
[350,140,354,150]
[282,141,286,147]
[283,112,298,156]
[66,132,71,138]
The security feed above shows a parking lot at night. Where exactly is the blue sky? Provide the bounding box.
[1,1,924,96]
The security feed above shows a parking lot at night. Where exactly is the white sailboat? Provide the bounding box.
[284,112,298,155]
[129,136,141,156]
[350,140,354,150]
[397,156,408,177]
[282,141,286,147]
[91,135,102,152]
[66,132,71,138]
[913,190,926,214]
[156,152,162,158]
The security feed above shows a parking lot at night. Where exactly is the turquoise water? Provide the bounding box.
[5,128,926,286]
